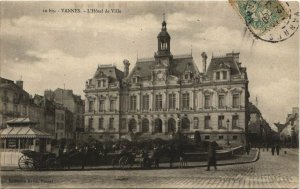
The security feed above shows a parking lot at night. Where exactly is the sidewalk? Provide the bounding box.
[1,149,259,171]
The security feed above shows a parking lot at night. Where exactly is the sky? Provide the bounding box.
[0,1,299,127]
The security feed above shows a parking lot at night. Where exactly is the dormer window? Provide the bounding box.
[185,74,189,80]
[103,80,106,87]
[216,72,220,80]
[222,71,227,80]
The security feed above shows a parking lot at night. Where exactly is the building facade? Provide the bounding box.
[84,19,250,145]
[0,78,30,128]
[44,88,85,138]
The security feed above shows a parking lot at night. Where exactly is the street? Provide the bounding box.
[1,148,298,188]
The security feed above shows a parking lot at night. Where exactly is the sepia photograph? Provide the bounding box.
[0,0,299,188]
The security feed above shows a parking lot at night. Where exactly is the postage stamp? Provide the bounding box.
[229,0,299,43]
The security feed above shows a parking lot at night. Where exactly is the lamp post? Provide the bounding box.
[226,119,230,146]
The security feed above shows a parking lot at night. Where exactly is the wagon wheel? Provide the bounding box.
[126,156,134,169]
[119,156,128,169]
[18,155,35,170]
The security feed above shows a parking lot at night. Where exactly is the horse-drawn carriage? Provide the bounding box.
[18,150,56,170]
[18,148,93,170]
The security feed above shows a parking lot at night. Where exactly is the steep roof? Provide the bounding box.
[129,54,199,79]
[94,65,124,82]
[0,77,29,97]
[206,54,241,78]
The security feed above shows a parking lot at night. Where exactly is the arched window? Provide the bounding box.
[168,118,176,133]
[129,119,137,132]
[181,117,190,131]
[154,118,162,133]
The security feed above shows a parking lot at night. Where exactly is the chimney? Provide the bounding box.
[201,52,208,73]
[123,59,130,77]
[16,80,23,89]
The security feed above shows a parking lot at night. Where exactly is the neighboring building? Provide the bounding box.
[84,19,250,145]
[44,88,85,138]
[247,102,274,146]
[54,103,73,140]
[278,107,299,147]
[0,78,30,128]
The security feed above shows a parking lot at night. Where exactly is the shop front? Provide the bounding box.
[0,118,52,152]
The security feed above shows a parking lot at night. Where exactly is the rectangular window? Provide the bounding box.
[98,118,104,130]
[216,72,220,80]
[14,105,18,113]
[142,95,149,110]
[182,93,189,109]
[155,94,162,110]
[98,80,101,87]
[130,96,136,111]
[102,80,106,87]
[88,118,93,131]
[88,100,94,112]
[121,118,126,130]
[23,106,26,115]
[204,95,211,109]
[205,135,210,140]
[218,135,224,140]
[232,94,240,108]
[218,95,225,108]
[232,115,239,128]
[168,93,176,110]
[204,116,210,129]
[4,103,7,112]
[222,71,227,79]
[218,115,224,129]
[109,118,114,129]
[233,135,238,140]
[99,100,105,111]
[193,117,199,129]
[110,100,116,111]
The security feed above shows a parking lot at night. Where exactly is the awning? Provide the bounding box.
[0,126,52,139]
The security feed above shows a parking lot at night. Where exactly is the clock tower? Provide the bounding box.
[155,14,172,60]
[153,14,173,82]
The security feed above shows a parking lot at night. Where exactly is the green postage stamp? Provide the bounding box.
[229,0,299,43]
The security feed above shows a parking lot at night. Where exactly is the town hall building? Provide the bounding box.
[84,18,250,145]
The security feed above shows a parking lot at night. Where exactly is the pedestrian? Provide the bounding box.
[168,145,175,168]
[276,144,281,155]
[206,142,217,171]
[271,145,275,156]
[245,143,250,155]
[153,146,160,168]
[178,147,186,168]
[266,144,269,152]
[81,145,88,170]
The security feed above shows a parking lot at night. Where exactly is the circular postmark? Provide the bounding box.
[231,0,299,43]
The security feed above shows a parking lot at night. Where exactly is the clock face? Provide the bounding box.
[157,71,164,80]
[157,72,164,79]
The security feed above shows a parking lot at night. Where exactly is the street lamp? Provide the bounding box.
[226,119,230,146]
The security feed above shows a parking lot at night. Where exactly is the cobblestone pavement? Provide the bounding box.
[1,148,298,188]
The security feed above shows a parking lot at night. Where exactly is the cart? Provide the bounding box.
[18,150,56,170]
